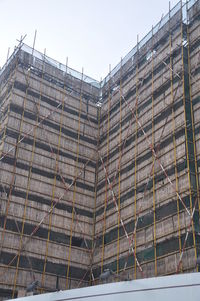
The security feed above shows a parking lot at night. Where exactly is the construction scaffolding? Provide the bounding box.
[0,0,200,299]
[94,0,200,281]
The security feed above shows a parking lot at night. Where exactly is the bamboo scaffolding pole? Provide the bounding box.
[101,67,111,274]
[186,0,200,224]
[180,0,197,266]
[169,1,182,271]
[66,69,84,289]
[117,60,122,275]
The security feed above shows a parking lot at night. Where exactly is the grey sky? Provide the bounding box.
[0,0,180,80]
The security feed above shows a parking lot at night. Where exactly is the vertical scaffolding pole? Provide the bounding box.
[117,60,122,275]
[66,69,83,289]
[90,99,101,285]
[169,2,182,270]
[186,0,200,224]
[151,26,157,276]
[134,36,139,279]
[180,0,197,269]
[186,0,200,268]
[101,67,111,273]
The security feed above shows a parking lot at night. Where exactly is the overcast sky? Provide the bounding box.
[0,0,180,80]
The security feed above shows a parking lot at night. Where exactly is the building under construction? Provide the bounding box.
[0,0,200,299]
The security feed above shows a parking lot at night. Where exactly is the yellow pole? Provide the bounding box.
[185,0,199,271]
[66,69,83,288]
[101,66,111,274]
[169,2,182,270]
[180,0,197,268]
[117,60,122,275]
[134,35,139,279]
[151,26,157,277]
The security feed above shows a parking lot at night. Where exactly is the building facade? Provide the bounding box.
[0,0,200,299]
